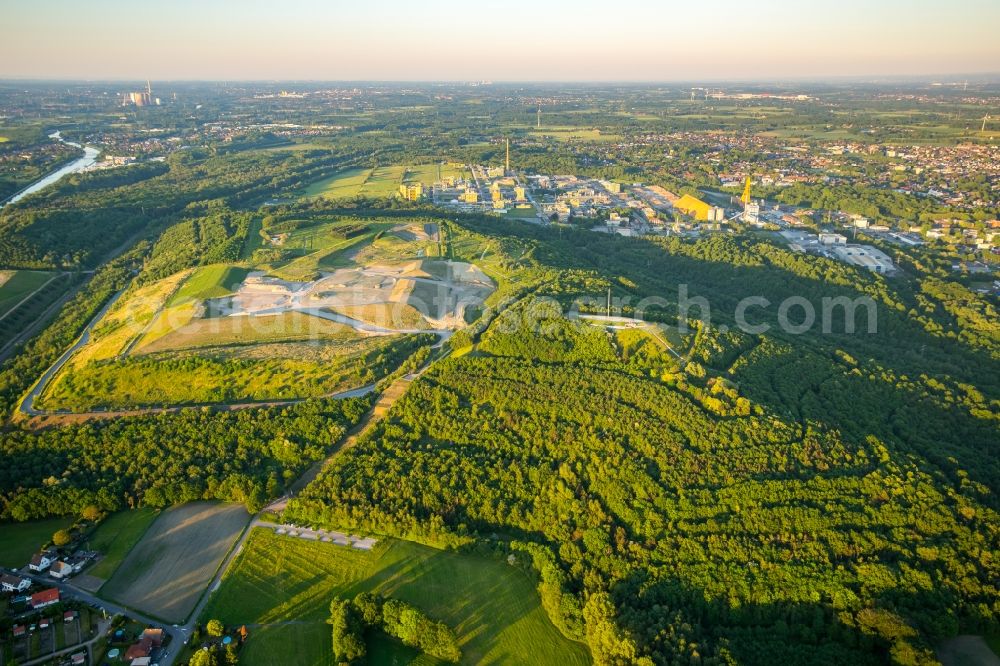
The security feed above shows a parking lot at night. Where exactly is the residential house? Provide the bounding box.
[1,573,31,593]
[30,588,60,609]
[29,552,53,572]
[125,640,153,661]
[125,628,164,662]
[50,561,74,579]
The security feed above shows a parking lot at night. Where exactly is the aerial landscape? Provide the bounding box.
[0,1,998,665]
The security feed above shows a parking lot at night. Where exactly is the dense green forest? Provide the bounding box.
[0,203,995,665]
[0,396,369,521]
[286,218,999,665]
[0,78,997,664]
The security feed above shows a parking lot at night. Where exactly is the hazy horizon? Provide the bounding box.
[1,74,999,84]
[4,0,1000,81]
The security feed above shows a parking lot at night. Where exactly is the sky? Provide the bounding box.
[2,0,999,81]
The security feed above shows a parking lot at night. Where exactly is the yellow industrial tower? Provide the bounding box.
[505,138,510,175]
[740,176,752,207]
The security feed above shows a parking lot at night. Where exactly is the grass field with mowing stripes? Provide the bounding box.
[201,528,590,665]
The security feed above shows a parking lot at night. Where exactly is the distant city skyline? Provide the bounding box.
[3,0,999,81]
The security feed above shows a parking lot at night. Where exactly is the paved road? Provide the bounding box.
[18,289,128,415]
[16,291,451,421]
[19,568,190,665]
[15,614,110,666]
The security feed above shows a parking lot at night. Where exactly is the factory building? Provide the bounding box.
[398,183,424,201]
[123,81,159,107]
[830,245,894,274]
[674,194,725,222]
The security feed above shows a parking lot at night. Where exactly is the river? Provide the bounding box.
[2,130,100,207]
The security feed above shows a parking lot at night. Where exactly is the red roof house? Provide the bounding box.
[30,588,60,609]
[125,628,165,661]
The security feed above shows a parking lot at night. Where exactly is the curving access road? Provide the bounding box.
[17,291,452,420]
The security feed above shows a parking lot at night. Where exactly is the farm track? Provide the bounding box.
[25,286,507,666]
[166,357,438,666]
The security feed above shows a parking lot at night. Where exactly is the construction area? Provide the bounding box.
[205,259,494,331]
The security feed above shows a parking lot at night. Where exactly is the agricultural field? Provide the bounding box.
[0,516,73,568]
[0,270,55,317]
[201,528,590,666]
[402,162,470,186]
[101,502,249,623]
[0,270,71,350]
[529,127,621,142]
[364,166,408,196]
[301,163,469,200]
[301,167,371,199]
[83,507,160,581]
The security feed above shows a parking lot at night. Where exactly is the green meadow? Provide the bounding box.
[83,508,160,580]
[0,270,55,318]
[201,529,590,666]
[302,163,470,200]
[169,265,250,306]
[0,517,73,568]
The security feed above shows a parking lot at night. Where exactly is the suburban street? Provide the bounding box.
[17,568,189,665]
